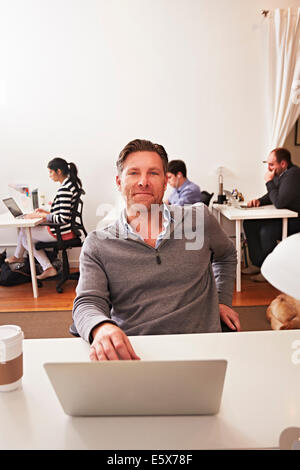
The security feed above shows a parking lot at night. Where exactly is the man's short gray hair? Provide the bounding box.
[117,139,168,174]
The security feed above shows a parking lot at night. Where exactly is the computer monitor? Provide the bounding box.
[32,189,39,210]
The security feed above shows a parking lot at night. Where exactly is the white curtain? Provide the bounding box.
[267,8,300,149]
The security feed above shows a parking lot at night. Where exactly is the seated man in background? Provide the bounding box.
[166,159,202,206]
[243,147,300,282]
[73,139,240,361]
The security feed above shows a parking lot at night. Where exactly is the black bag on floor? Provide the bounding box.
[0,251,41,286]
[0,262,32,286]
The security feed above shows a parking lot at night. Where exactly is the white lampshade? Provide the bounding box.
[261,233,300,300]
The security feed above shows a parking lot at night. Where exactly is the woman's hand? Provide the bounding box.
[34,208,50,215]
[24,208,50,219]
[24,211,47,220]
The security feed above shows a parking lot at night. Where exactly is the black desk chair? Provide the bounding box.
[200,191,214,206]
[35,190,87,293]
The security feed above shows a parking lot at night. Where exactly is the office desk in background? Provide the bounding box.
[0,331,299,450]
[212,204,298,292]
[0,214,44,298]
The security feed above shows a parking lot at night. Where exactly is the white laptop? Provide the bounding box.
[44,359,227,416]
[2,197,25,218]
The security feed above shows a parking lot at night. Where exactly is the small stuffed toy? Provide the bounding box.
[266,294,300,330]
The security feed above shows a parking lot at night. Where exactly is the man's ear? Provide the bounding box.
[163,173,168,191]
[116,175,121,191]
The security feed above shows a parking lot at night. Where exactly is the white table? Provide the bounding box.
[0,214,44,298]
[212,204,298,292]
[0,331,299,450]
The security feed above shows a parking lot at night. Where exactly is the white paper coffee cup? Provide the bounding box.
[0,325,24,392]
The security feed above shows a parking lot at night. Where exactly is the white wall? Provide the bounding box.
[0,0,299,257]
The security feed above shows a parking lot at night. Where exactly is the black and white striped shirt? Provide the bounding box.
[46,177,79,236]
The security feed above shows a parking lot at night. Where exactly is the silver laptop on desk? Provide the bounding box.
[223,190,249,209]
[44,359,227,416]
[2,197,25,219]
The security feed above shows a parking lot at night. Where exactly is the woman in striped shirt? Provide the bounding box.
[5,158,84,280]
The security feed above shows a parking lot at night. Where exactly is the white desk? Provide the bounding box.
[0,331,299,450]
[212,204,298,292]
[0,214,44,298]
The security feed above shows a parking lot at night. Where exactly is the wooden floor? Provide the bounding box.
[233,278,279,306]
[0,275,280,312]
[0,279,78,312]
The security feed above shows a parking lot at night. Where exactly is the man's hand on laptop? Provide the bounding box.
[247,199,260,207]
[219,304,241,331]
[90,322,140,361]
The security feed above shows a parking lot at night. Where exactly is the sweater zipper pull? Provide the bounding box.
[156,252,161,264]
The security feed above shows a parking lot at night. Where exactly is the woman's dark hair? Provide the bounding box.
[47,157,83,191]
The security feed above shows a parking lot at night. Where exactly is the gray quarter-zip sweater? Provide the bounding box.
[73,204,237,342]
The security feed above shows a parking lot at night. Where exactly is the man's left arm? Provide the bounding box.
[206,208,240,331]
[219,303,241,331]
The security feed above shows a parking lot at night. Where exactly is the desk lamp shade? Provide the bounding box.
[261,233,300,300]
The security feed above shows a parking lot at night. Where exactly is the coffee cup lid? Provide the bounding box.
[0,325,23,343]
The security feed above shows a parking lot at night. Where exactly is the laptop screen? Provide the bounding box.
[2,198,23,217]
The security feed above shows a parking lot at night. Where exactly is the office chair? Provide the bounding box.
[35,189,87,293]
[200,191,214,206]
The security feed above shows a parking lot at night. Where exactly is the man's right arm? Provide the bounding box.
[90,322,140,361]
[247,193,271,207]
[72,233,139,360]
[72,233,117,342]
[258,193,272,206]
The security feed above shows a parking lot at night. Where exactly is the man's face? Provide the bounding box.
[166,172,178,188]
[116,151,168,212]
[267,152,286,176]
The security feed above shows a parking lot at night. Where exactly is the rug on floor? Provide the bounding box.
[234,305,271,331]
[0,306,271,339]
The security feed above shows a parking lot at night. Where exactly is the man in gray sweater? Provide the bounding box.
[73,139,240,360]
